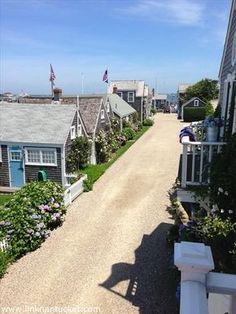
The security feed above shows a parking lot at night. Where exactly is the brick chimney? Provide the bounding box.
[113,85,118,94]
[53,88,62,101]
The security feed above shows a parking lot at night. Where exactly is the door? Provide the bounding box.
[9,146,24,187]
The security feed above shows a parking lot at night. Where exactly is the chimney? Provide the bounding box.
[113,85,118,94]
[53,88,62,101]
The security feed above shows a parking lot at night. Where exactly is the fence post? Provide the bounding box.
[181,142,188,188]
[175,241,215,314]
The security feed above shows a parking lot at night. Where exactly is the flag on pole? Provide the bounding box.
[49,64,56,85]
[102,69,108,83]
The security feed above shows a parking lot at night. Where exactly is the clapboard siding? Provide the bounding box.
[0,145,10,187]
[220,7,236,105]
[25,148,62,184]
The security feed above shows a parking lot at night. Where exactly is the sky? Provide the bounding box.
[0,0,232,95]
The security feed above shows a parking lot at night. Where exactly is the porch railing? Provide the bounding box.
[181,136,226,188]
[175,241,236,314]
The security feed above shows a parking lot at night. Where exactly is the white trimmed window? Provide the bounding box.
[106,102,110,113]
[78,124,82,136]
[128,92,134,102]
[0,146,2,162]
[194,99,199,106]
[101,109,105,120]
[70,126,76,139]
[117,92,123,99]
[10,151,22,161]
[25,148,57,166]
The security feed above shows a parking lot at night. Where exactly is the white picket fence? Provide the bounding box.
[64,175,87,207]
[0,239,9,252]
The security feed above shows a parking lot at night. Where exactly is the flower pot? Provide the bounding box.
[206,126,218,142]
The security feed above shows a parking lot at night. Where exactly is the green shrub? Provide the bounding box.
[122,119,132,128]
[205,101,214,117]
[183,107,206,122]
[143,118,154,126]
[0,180,65,257]
[0,251,13,278]
[83,178,93,192]
[95,130,111,163]
[209,134,236,222]
[137,121,143,130]
[195,216,236,272]
[122,127,135,140]
[151,108,157,114]
[66,136,91,172]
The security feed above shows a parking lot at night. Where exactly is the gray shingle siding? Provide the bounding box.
[95,102,110,134]
[25,148,62,184]
[220,8,236,105]
[0,145,10,187]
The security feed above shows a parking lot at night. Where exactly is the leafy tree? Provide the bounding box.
[185,78,219,102]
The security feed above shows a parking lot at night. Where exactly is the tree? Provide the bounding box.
[184,78,219,102]
[66,136,91,172]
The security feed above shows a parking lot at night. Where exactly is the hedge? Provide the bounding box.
[183,107,206,122]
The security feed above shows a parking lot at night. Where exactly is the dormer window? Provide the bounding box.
[70,126,76,139]
[194,99,199,106]
[106,102,110,113]
[77,124,82,136]
[128,92,134,102]
[101,109,105,120]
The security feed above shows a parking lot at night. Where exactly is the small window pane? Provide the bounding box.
[128,92,134,102]
[42,150,56,164]
[27,150,40,163]
[10,151,21,161]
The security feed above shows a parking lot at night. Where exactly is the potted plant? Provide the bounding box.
[203,117,223,142]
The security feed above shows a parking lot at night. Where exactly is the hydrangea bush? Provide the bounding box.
[0,180,65,257]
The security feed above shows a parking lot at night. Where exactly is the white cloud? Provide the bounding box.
[119,0,205,26]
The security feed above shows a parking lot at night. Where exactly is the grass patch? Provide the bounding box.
[0,194,12,207]
[80,126,150,187]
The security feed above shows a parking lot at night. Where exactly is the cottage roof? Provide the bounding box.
[78,96,102,135]
[108,80,147,97]
[182,97,206,107]
[0,102,76,145]
[105,94,136,118]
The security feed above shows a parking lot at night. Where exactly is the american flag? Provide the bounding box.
[49,64,56,84]
[103,69,108,83]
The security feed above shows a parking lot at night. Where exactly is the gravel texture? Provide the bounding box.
[0,114,182,314]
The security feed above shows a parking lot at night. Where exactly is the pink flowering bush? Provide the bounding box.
[0,180,65,258]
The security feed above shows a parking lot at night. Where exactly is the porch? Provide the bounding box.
[177,122,226,202]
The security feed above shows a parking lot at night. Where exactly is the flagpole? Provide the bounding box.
[51,81,54,98]
[81,72,84,94]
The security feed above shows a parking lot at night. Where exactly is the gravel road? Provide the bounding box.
[0,113,182,314]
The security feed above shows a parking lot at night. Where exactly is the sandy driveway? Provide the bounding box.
[0,114,182,314]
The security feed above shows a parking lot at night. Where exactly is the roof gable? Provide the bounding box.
[105,94,136,118]
[182,97,207,107]
[79,97,102,135]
